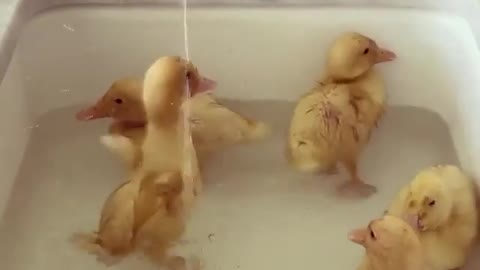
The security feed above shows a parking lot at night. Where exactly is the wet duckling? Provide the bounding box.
[71,171,183,266]
[386,164,478,270]
[349,215,425,270]
[76,77,269,170]
[287,32,396,198]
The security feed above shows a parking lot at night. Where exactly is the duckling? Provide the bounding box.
[76,77,269,169]
[348,215,425,270]
[287,32,396,198]
[70,170,183,265]
[76,78,147,169]
[181,91,270,161]
[139,56,212,212]
[386,164,478,270]
[76,78,146,125]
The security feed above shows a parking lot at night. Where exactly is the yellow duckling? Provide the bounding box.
[349,215,425,270]
[71,171,183,266]
[182,91,270,160]
[386,164,478,270]
[71,57,213,268]
[76,78,269,170]
[76,78,145,124]
[139,55,212,211]
[76,78,147,169]
[287,32,396,198]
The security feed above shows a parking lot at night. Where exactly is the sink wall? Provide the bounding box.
[0,0,480,83]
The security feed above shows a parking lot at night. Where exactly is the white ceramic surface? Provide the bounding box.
[0,6,478,270]
[1,0,480,80]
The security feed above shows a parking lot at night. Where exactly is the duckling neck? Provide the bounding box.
[367,255,404,270]
[321,69,371,85]
[142,121,185,172]
[147,105,182,128]
[143,85,184,127]
[366,246,423,270]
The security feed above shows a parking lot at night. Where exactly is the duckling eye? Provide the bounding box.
[363,48,370,55]
[114,98,123,104]
[429,200,436,206]
[370,229,376,240]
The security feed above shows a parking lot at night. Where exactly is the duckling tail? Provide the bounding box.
[70,232,120,266]
[245,120,271,142]
[285,139,335,174]
[100,134,139,168]
[70,232,104,255]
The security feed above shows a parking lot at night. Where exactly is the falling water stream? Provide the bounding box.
[182,0,194,176]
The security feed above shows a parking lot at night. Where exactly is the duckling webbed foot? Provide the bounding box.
[339,158,376,198]
[96,253,122,267]
[324,165,339,175]
[337,180,377,198]
[314,162,338,176]
[164,255,187,270]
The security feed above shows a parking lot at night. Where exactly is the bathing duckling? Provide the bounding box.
[76,78,145,125]
[76,78,148,169]
[139,55,212,211]
[287,32,396,198]
[181,91,270,161]
[76,77,269,169]
[348,215,425,270]
[70,170,184,266]
[386,164,478,270]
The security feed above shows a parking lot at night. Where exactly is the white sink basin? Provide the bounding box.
[0,4,478,270]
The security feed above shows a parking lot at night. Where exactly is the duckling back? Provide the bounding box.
[424,165,478,270]
[185,92,271,157]
[287,83,357,173]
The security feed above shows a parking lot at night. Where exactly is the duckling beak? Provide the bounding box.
[348,227,367,245]
[193,76,217,95]
[375,47,397,63]
[75,104,109,121]
[403,214,421,231]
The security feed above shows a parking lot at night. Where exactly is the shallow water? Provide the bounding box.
[0,99,466,270]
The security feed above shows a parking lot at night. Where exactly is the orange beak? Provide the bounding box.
[75,102,110,121]
[375,47,396,63]
[404,214,424,231]
[192,76,217,95]
[348,227,367,246]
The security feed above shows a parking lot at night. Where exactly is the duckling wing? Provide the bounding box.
[133,171,183,231]
[287,84,359,172]
[99,181,138,228]
[289,84,357,147]
[97,200,135,255]
[185,93,269,149]
[95,178,142,252]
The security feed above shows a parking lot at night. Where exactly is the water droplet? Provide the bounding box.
[60,89,70,93]
[25,124,40,130]
[208,233,215,242]
[62,24,75,32]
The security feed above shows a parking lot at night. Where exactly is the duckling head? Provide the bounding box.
[142,56,216,124]
[404,168,454,231]
[76,78,145,124]
[325,32,396,81]
[348,215,421,260]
